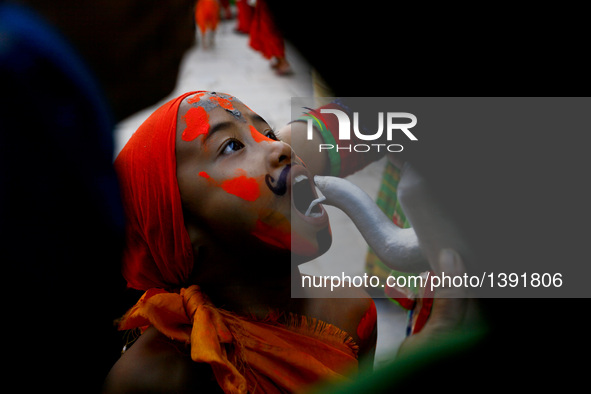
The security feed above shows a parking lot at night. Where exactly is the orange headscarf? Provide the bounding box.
[114,91,358,393]
[115,92,198,290]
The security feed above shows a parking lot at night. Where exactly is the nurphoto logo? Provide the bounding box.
[306,109,418,153]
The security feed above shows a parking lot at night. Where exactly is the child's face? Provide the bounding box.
[176,92,331,260]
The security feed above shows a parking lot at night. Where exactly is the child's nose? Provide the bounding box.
[268,140,293,168]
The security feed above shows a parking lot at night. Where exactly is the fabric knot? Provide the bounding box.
[180,284,209,320]
[118,285,358,393]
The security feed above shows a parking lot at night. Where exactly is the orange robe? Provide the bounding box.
[119,285,359,393]
[235,0,254,34]
[249,0,285,59]
[195,0,220,34]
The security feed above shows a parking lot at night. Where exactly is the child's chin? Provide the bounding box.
[290,226,333,264]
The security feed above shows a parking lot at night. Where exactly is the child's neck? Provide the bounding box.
[196,251,306,319]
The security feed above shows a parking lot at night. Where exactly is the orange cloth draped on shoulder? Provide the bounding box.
[119,285,358,393]
[114,91,358,393]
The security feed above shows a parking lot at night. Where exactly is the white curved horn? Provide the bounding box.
[314,175,429,273]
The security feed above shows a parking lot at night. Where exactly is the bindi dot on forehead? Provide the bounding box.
[182,106,210,142]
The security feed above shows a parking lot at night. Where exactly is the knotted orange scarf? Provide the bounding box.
[119,285,357,393]
[114,92,358,393]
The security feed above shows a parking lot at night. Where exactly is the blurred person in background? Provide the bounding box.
[195,0,220,49]
[248,0,291,75]
[0,0,195,392]
[234,0,254,34]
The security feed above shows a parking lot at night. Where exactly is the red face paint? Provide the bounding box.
[356,300,377,341]
[252,210,290,250]
[187,92,206,104]
[209,95,234,110]
[199,170,261,202]
[290,232,320,256]
[182,106,210,141]
[250,209,322,255]
[252,219,290,250]
[251,217,321,255]
[249,125,274,144]
[252,210,292,250]
[220,175,260,201]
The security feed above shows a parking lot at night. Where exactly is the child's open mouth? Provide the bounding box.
[293,174,325,217]
[290,166,328,225]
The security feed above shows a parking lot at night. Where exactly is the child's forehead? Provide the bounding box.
[178,91,256,124]
[185,91,241,112]
[176,91,260,148]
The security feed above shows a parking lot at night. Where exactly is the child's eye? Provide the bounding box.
[221,139,244,155]
[265,130,279,141]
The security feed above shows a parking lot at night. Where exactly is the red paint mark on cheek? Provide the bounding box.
[200,170,261,201]
[187,92,206,104]
[290,233,319,257]
[251,219,321,255]
[252,219,291,250]
[356,300,377,341]
[220,175,260,201]
[182,106,210,141]
[249,125,273,144]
